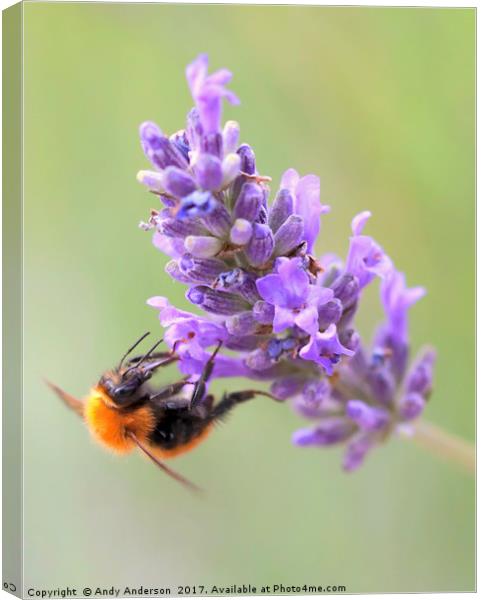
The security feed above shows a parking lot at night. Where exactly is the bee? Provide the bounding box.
[47,333,275,491]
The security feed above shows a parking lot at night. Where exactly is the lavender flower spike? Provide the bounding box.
[186,54,240,136]
[138,54,438,474]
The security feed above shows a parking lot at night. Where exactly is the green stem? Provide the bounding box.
[410,420,475,475]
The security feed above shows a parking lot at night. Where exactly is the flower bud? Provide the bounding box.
[245,223,274,267]
[238,277,261,304]
[137,170,165,192]
[270,377,304,400]
[165,260,193,284]
[318,299,343,329]
[273,214,304,256]
[336,301,358,331]
[179,254,226,283]
[169,129,190,161]
[302,380,332,408]
[187,286,250,315]
[405,349,436,397]
[237,143,256,174]
[225,335,262,352]
[162,166,197,198]
[293,380,337,419]
[213,268,245,291]
[269,188,294,233]
[223,121,240,155]
[139,121,188,169]
[221,153,241,187]
[159,218,206,238]
[367,369,396,407]
[226,311,258,336]
[230,219,253,246]
[399,392,425,421]
[253,300,274,324]
[195,154,223,191]
[339,328,360,353]
[375,326,409,383]
[245,348,273,371]
[234,182,263,221]
[184,235,223,258]
[201,202,232,237]
[292,419,355,447]
[346,400,390,431]
[331,274,359,309]
[343,433,374,472]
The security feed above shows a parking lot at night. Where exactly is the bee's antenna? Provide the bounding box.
[124,338,164,374]
[118,332,151,370]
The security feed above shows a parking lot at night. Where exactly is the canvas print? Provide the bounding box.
[2,2,476,597]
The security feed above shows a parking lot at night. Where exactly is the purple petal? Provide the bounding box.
[299,324,354,374]
[381,269,425,343]
[186,54,239,135]
[351,210,372,236]
[280,168,299,192]
[276,257,310,306]
[307,284,334,307]
[345,235,392,289]
[294,305,320,335]
[256,274,287,306]
[293,175,324,253]
[273,306,296,333]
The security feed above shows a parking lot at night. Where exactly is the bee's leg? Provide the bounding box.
[210,389,279,422]
[189,341,223,408]
[150,379,192,404]
[203,394,215,411]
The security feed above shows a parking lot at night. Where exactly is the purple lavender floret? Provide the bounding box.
[137,54,435,472]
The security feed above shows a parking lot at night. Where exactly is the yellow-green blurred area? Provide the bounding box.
[23,2,474,594]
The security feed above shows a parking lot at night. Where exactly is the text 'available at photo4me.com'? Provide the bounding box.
[22,584,348,597]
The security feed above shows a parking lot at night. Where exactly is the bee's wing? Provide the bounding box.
[45,380,84,417]
[127,432,201,493]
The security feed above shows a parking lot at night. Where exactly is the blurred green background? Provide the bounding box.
[23,3,475,594]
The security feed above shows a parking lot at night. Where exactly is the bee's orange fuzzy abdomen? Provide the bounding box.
[152,425,213,459]
[83,387,213,459]
[84,387,155,453]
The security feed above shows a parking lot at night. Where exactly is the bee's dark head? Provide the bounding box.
[99,366,151,408]
[98,333,168,409]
